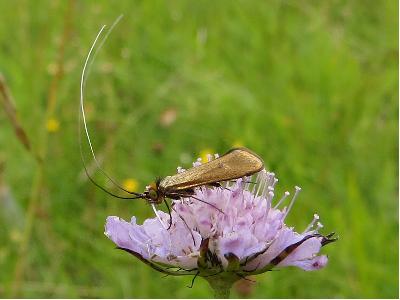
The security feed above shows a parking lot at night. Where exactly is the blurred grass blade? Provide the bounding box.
[0,73,32,152]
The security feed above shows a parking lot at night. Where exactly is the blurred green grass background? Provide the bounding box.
[0,0,398,298]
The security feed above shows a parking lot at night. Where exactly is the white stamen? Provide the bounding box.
[207,154,213,162]
[267,172,275,187]
[193,161,201,167]
[303,213,320,233]
[274,191,290,209]
[259,175,268,197]
[262,186,269,198]
[151,204,168,230]
[261,173,271,197]
[283,186,301,220]
[308,221,323,234]
[265,172,271,186]
[214,153,220,159]
[272,178,278,187]
[255,171,267,197]
[244,176,251,190]
[223,180,229,188]
[268,191,274,203]
[254,179,264,199]
[251,173,261,193]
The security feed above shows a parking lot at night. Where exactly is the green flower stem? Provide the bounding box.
[204,273,238,299]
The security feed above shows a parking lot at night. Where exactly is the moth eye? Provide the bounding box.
[149,190,158,199]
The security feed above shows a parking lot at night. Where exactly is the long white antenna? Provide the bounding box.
[80,25,106,156]
[79,15,141,196]
[83,15,124,88]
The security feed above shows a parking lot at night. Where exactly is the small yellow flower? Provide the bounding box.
[232,140,244,148]
[199,148,215,163]
[122,178,139,192]
[46,118,60,133]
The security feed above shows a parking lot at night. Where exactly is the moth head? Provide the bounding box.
[145,182,163,204]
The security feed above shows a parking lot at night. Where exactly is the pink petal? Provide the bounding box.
[283,255,328,271]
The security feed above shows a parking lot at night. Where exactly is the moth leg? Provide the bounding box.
[234,272,256,283]
[202,270,224,278]
[205,182,233,192]
[167,189,194,200]
[187,271,200,288]
[168,194,181,200]
[170,204,196,246]
[189,195,224,215]
[182,188,195,196]
[221,184,232,192]
[168,192,224,214]
[242,262,262,273]
[207,182,222,188]
[163,200,173,230]
[226,179,257,185]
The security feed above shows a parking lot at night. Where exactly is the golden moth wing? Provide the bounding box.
[160,147,264,191]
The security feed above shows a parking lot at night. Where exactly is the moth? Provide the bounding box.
[142,147,264,205]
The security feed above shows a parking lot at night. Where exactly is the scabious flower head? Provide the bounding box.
[105,156,336,296]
